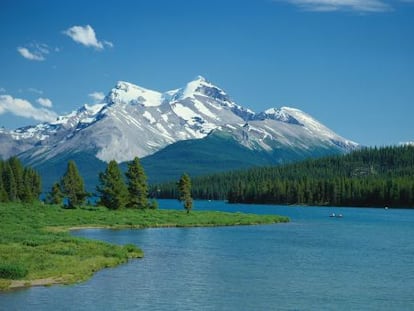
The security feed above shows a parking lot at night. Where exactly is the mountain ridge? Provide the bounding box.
[0,76,357,161]
[0,76,359,190]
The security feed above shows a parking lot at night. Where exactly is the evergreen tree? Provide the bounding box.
[125,157,149,209]
[0,162,8,202]
[178,173,193,213]
[3,162,17,202]
[21,167,41,203]
[156,145,414,208]
[47,182,64,205]
[60,160,87,208]
[8,157,24,200]
[97,160,128,210]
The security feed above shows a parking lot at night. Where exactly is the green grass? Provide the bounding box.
[0,202,289,290]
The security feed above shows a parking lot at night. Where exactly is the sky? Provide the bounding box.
[0,0,413,146]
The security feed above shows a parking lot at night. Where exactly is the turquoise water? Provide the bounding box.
[1,200,413,310]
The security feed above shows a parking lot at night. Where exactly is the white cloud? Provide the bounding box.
[0,87,5,93]
[36,97,53,108]
[17,43,50,61]
[88,91,105,102]
[28,88,43,95]
[0,95,57,122]
[103,40,114,48]
[63,25,113,50]
[279,0,392,12]
[17,47,45,61]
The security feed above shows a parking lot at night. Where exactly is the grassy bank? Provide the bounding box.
[0,202,289,290]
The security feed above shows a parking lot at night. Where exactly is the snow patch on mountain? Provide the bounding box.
[279,107,356,147]
[1,76,358,164]
[143,111,156,124]
[171,103,198,121]
[110,81,162,107]
[193,100,217,119]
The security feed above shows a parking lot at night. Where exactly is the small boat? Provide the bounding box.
[329,213,343,218]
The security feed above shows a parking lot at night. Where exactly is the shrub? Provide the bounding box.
[148,199,158,209]
[124,244,138,253]
[0,263,28,279]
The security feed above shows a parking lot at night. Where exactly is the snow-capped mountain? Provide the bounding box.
[0,76,358,168]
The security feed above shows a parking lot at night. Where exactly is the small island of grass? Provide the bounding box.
[0,202,289,291]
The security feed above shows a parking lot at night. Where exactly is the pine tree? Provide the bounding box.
[3,162,17,202]
[47,182,64,205]
[97,160,128,210]
[21,167,41,203]
[125,157,149,209]
[178,173,193,213]
[0,162,8,202]
[8,157,24,201]
[60,160,87,208]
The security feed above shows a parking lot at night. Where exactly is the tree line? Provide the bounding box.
[0,157,41,203]
[48,157,156,209]
[154,145,414,208]
[48,157,193,211]
[0,153,193,212]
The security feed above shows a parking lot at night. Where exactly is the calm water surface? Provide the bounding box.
[1,200,413,311]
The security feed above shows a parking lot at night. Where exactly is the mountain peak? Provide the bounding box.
[194,75,207,83]
[260,107,302,125]
[115,80,136,89]
[109,80,163,107]
[177,75,230,103]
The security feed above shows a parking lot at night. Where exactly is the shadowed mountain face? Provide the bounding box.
[0,76,358,190]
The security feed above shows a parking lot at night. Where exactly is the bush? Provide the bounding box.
[103,247,125,259]
[148,199,158,209]
[0,263,28,279]
[124,244,138,253]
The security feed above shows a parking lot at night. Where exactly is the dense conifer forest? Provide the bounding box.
[0,157,41,203]
[153,146,414,208]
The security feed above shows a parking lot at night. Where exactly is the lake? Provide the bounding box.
[1,200,413,310]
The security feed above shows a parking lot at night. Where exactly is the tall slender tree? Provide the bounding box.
[125,157,149,209]
[60,160,87,208]
[21,167,42,202]
[178,173,193,213]
[8,157,24,200]
[0,161,8,202]
[3,162,17,202]
[97,160,128,210]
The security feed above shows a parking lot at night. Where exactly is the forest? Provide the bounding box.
[0,157,42,203]
[153,145,414,208]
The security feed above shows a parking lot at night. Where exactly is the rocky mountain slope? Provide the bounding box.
[0,76,358,188]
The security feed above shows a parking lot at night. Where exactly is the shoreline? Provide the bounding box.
[8,278,64,290]
[1,205,289,292]
[6,220,287,291]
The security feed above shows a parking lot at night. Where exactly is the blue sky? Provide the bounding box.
[0,0,413,146]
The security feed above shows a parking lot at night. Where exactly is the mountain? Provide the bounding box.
[0,76,358,190]
[141,128,357,184]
